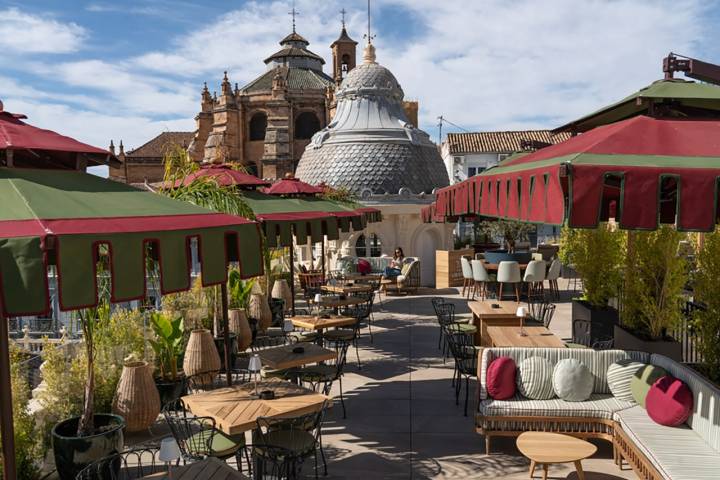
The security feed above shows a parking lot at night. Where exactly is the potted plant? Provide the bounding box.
[478,219,536,264]
[614,227,687,360]
[559,224,624,346]
[693,231,720,383]
[51,297,125,480]
[228,269,254,351]
[148,311,186,405]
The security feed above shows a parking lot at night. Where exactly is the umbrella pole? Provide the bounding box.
[321,237,326,280]
[289,243,296,316]
[220,282,232,387]
[0,310,16,480]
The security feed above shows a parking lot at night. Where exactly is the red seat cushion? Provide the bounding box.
[357,259,371,275]
[646,375,693,427]
[487,356,516,400]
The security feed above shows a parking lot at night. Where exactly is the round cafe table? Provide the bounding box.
[516,432,597,480]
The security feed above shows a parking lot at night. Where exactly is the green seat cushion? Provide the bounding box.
[631,364,667,408]
[449,322,477,334]
[564,342,588,349]
[290,331,318,342]
[324,329,354,341]
[260,429,317,456]
[189,429,243,458]
[262,368,290,379]
[296,364,336,381]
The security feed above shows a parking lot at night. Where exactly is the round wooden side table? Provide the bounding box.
[516,432,597,480]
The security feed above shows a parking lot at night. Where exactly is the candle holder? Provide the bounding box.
[159,437,181,479]
[516,306,528,337]
[248,354,262,397]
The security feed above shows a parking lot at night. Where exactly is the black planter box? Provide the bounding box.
[614,324,683,361]
[571,300,618,346]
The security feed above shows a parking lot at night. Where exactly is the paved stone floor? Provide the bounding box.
[119,280,636,479]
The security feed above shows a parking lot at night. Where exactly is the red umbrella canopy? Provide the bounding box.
[0,109,114,168]
[266,174,323,195]
[173,163,270,188]
[431,115,720,231]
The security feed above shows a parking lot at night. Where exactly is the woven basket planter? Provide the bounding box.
[271,279,292,313]
[112,361,160,432]
[229,309,253,351]
[249,294,272,333]
[183,329,221,376]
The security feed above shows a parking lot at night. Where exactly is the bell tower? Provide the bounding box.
[331,9,358,85]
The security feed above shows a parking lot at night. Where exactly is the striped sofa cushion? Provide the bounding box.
[616,405,720,480]
[607,359,645,402]
[479,393,635,420]
[517,356,555,399]
[650,354,720,453]
[479,348,649,400]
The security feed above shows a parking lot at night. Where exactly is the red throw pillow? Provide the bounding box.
[646,376,693,427]
[357,259,371,275]
[487,356,516,400]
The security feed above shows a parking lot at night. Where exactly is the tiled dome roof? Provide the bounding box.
[295,44,449,195]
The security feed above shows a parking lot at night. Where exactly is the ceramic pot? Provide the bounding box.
[271,279,293,313]
[229,309,253,350]
[182,329,221,376]
[248,294,272,332]
[51,414,125,480]
[111,361,161,432]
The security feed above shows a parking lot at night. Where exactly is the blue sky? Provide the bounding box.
[1,0,719,171]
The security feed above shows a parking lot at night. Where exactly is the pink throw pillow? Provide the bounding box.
[646,376,693,427]
[357,259,371,275]
[487,356,516,400]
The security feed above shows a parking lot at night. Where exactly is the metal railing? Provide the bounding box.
[673,300,705,365]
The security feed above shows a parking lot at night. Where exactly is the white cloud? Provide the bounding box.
[0,8,85,54]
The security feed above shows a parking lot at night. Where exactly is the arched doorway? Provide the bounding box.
[249,112,267,141]
[413,227,440,287]
[294,111,321,140]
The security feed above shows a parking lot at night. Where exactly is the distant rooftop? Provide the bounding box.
[126,131,194,158]
[446,130,571,155]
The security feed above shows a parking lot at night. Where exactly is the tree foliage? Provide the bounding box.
[692,232,720,382]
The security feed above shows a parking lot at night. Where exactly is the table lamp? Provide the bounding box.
[158,436,181,478]
[249,354,262,396]
[314,293,323,303]
[516,306,528,337]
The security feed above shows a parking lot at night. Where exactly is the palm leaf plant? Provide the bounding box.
[148,312,184,382]
[228,269,255,310]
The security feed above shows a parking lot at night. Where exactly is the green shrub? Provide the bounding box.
[622,226,688,339]
[559,224,625,308]
[692,232,720,383]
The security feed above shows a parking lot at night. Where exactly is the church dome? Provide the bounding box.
[295,44,449,196]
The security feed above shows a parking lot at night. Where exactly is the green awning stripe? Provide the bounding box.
[0,236,48,316]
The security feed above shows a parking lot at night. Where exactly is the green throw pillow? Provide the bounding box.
[516,356,555,400]
[552,358,593,402]
[630,364,667,408]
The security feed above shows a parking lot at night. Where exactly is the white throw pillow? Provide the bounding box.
[552,358,594,402]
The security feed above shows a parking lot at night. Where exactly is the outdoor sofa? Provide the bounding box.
[336,255,421,293]
[475,347,720,480]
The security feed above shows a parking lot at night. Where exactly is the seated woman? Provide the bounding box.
[383,247,405,278]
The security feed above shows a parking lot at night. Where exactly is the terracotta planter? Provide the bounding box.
[183,329,221,376]
[112,361,160,432]
[248,294,272,333]
[271,279,293,313]
[230,309,253,350]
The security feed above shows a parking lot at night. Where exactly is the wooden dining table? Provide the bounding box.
[311,295,366,310]
[256,343,336,370]
[342,273,383,283]
[289,314,356,333]
[182,379,330,436]
[142,457,248,479]
[486,325,566,348]
[468,300,525,346]
[321,283,373,295]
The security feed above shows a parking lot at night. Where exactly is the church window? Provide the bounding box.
[249,112,267,141]
[295,112,321,140]
[341,54,351,78]
[355,234,382,257]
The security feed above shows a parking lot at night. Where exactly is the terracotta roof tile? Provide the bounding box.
[126,131,194,158]
[446,130,571,155]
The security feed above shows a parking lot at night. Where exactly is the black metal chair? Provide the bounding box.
[235,444,298,479]
[526,299,556,329]
[592,337,614,350]
[75,445,168,479]
[162,399,243,462]
[325,299,369,369]
[444,325,478,417]
[187,369,250,394]
[287,339,351,419]
[254,401,328,478]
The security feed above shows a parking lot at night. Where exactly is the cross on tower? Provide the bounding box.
[289,0,299,33]
[363,0,375,44]
[340,8,347,28]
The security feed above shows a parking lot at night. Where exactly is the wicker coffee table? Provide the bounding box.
[516,432,597,480]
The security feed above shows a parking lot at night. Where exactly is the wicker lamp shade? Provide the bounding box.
[271,279,292,313]
[248,293,272,332]
[112,361,160,432]
[182,329,221,376]
[229,309,253,351]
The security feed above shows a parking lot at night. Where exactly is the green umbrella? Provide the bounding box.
[0,167,264,477]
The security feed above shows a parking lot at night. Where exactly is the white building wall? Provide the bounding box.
[440,143,503,185]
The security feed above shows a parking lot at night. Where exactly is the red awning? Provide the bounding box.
[266,176,323,195]
[430,116,720,231]
[173,164,270,188]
